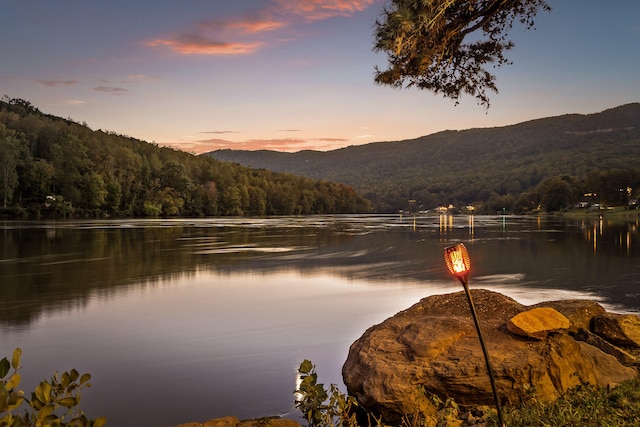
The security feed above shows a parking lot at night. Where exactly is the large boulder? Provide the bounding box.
[342,290,638,423]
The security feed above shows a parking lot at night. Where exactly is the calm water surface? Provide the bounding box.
[1,214,639,426]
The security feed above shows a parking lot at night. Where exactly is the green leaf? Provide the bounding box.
[69,369,79,382]
[38,403,55,418]
[35,381,52,403]
[299,359,313,375]
[69,415,90,427]
[30,395,44,410]
[7,394,24,411]
[301,375,315,387]
[61,372,71,388]
[0,382,8,412]
[0,357,9,379]
[6,373,21,390]
[79,373,91,385]
[34,384,45,403]
[93,416,108,427]
[58,396,77,408]
[11,348,21,370]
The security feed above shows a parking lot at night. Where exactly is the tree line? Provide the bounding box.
[0,97,370,218]
[209,104,640,214]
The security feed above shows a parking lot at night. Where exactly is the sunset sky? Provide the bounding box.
[1,1,639,154]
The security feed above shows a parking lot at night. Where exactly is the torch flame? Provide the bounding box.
[444,243,470,276]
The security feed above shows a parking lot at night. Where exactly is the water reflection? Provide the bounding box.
[1,214,640,426]
[2,215,640,328]
[579,216,640,256]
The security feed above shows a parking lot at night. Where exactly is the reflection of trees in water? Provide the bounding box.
[0,223,342,326]
[0,225,183,326]
[1,216,639,326]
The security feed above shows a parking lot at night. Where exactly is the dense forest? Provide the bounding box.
[0,97,370,218]
[209,104,640,213]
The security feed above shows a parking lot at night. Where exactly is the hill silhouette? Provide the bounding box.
[207,104,640,212]
[0,97,370,218]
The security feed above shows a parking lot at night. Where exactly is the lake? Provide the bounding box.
[1,214,639,426]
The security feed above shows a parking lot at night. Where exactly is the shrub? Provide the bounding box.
[294,360,371,427]
[0,348,106,427]
[297,359,640,427]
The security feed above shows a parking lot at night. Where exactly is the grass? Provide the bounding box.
[485,376,640,427]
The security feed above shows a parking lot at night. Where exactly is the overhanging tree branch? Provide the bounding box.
[373,0,551,107]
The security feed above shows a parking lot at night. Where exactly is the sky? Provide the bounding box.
[1,1,639,154]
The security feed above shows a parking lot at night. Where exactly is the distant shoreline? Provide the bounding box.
[562,206,640,219]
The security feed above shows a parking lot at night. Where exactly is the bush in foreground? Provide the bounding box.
[0,348,106,427]
[296,360,640,427]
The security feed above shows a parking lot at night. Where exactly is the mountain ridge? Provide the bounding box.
[206,103,640,212]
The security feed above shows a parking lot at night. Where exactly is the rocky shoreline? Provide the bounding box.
[175,290,640,427]
[174,416,301,427]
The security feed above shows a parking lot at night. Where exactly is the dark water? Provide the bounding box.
[1,214,639,426]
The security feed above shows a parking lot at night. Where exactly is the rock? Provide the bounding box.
[239,419,301,427]
[571,328,637,366]
[173,417,301,427]
[342,290,638,423]
[531,299,606,330]
[593,313,640,348]
[506,307,570,339]
[174,416,240,427]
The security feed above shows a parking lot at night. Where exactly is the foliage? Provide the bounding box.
[294,360,365,427]
[490,377,640,426]
[0,97,371,218]
[0,348,106,427]
[296,360,640,427]
[208,103,640,213]
[373,0,551,107]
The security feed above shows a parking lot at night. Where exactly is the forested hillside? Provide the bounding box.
[0,98,370,218]
[208,104,640,213]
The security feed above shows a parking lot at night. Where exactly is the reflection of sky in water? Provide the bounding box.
[3,270,437,425]
[1,215,639,426]
[2,268,627,426]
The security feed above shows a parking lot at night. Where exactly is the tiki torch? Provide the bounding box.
[444,243,505,427]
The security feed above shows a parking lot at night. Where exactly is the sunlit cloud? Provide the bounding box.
[64,99,87,106]
[37,79,80,87]
[275,0,378,20]
[207,18,285,34]
[147,14,284,55]
[93,86,128,95]
[148,37,263,55]
[147,0,377,55]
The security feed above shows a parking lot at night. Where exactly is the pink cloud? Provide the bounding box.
[148,37,262,55]
[214,18,285,34]
[147,15,283,55]
[161,136,350,154]
[147,1,377,55]
[275,0,378,20]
